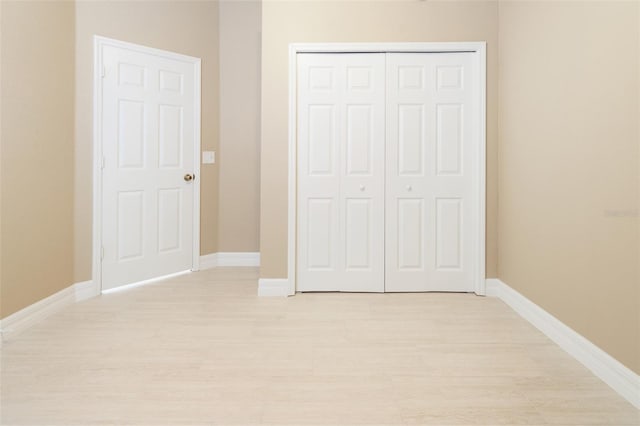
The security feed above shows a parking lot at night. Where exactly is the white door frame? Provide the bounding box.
[92,36,202,292]
[287,42,487,296]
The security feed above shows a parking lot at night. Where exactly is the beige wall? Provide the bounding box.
[260,0,499,278]
[498,1,640,373]
[74,0,220,281]
[0,0,76,318]
[218,0,261,252]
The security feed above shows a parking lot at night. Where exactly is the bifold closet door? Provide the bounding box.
[297,53,385,292]
[385,52,476,292]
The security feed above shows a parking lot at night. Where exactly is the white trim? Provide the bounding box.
[290,42,487,53]
[199,252,261,269]
[0,279,104,344]
[101,270,191,294]
[92,36,104,297]
[0,286,75,342]
[486,278,640,409]
[74,280,100,302]
[258,279,290,297]
[288,42,487,295]
[474,44,487,296]
[287,43,298,297]
[92,35,202,292]
[191,55,202,272]
[217,252,260,267]
[199,253,219,270]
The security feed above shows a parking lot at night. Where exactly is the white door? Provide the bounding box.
[296,51,478,293]
[385,52,476,292]
[296,53,385,292]
[100,41,200,291]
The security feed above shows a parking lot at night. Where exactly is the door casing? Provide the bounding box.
[92,36,202,293]
[288,42,487,296]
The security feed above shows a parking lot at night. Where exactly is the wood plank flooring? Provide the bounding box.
[1,267,638,425]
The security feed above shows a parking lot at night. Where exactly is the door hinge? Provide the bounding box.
[101,156,105,169]
[101,246,104,260]
[101,65,106,78]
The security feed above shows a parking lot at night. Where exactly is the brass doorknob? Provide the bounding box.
[184,174,195,182]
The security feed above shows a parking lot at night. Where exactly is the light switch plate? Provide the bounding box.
[202,151,215,164]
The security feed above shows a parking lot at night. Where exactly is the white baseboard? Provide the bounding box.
[74,280,100,302]
[258,278,290,297]
[218,252,260,267]
[199,252,260,270]
[0,279,102,344]
[0,285,76,342]
[199,253,219,270]
[486,278,640,409]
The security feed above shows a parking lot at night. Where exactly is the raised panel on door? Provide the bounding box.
[117,191,145,260]
[308,105,336,176]
[157,188,182,253]
[117,100,145,168]
[297,53,384,292]
[397,104,425,176]
[306,198,334,270]
[101,42,197,291]
[436,104,463,176]
[158,105,183,168]
[397,198,425,270]
[435,198,462,269]
[344,198,372,270]
[346,105,373,176]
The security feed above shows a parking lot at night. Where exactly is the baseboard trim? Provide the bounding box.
[199,252,260,270]
[0,285,75,342]
[258,278,290,297]
[0,279,102,344]
[217,252,260,267]
[75,280,100,302]
[486,278,640,409]
[199,253,218,270]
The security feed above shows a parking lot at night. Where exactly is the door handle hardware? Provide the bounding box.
[407,185,412,191]
[184,174,195,182]
[359,185,366,191]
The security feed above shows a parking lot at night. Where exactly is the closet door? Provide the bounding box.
[385,53,476,292]
[297,53,385,292]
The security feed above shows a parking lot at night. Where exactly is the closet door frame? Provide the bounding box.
[287,42,487,296]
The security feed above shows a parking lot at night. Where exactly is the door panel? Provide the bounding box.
[386,52,475,292]
[385,54,431,292]
[297,53,385,292]
[397,198,425,270]
[101,43,197,290]
[435,197,462,269]
[308,105,336,175]
[307,198,334,270]
[398,105,425,176]
[429,53,475,291]
[157,188,182,253]
[346,105,373,175]
[117,100,145,168]
[436,104,463,176]
[158,105,183,168]
[117,191,144,260]
[345,198,372,269]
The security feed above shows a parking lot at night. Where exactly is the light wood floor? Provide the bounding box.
[1,267,638,425]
